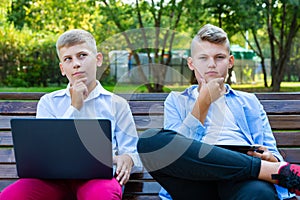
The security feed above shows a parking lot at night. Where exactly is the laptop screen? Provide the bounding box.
[11,118,113,179]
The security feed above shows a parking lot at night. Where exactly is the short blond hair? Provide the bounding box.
[56,29,97,57]
[191,24,230,55]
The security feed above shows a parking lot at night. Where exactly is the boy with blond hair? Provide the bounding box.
[138,24,299,200]
[0,29,142,200]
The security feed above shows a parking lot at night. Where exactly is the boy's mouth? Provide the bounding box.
[205,71,218,76]
[73,71,85,77]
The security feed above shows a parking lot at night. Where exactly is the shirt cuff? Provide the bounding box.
[178,112,204,141]
[127,153,144,173]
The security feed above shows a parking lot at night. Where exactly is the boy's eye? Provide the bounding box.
[79,53,87,58]
[216,55,226,59]
[64,57,71,62]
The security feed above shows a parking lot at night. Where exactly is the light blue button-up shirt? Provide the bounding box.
[159,84,293,200]
[36,81,143,173]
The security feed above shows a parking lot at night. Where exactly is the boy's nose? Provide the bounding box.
[208,58,216,68]
[72,59,81,68]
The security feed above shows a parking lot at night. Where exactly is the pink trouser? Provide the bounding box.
[0,178,122,200]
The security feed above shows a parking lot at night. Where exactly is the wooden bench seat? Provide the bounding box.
[0,92,300,199]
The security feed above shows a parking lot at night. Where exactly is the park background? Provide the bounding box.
[0,0,299,93]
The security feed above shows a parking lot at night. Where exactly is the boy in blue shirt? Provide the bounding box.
[138,24,300,200]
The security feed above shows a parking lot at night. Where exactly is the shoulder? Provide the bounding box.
[228,87,260,105]
[39,89,67,102]
[110,93,130,111]
[111,93,128,104]
[167,85,197,101]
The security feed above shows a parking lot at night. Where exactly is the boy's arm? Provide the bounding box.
[192,78,225,124]
[113,95,143,171]
[164,91,205,141]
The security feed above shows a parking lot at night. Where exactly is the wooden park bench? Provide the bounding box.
[0,91,300,200]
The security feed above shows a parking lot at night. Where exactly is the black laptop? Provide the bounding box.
[10,118,113,179]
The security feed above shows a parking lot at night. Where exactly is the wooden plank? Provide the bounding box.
[124,181,161,195]
[0,164,18,178]
[0,116,163,130]
[0,102,38,115]
[122,195,161,200]
[0,116,35,130]
[268,115,300,130]
[0,131,12,146]
[273,131,300,147]
[1,147,300,173]
[0,92,45,100]
[119,93,169,101]
[255,92,300,100]
[279,148,300,164]
[260,100,300,114]
[0,131,299,153]
[129,102,164,115]
[2,100,300,116]
[1,116,300,132]
[0,148,14,163]
[134,116,164,129]
[0,101,165,115]
[1,92,300,101]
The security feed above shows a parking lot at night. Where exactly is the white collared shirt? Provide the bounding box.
[36,81,143,173]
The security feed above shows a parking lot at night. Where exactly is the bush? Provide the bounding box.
[0,24,65,87]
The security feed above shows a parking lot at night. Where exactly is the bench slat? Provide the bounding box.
[260,100,300,114]
[1,115,300,131]
[268,115,300,129]
[123,181,161,195]
[0,102,38,115]
[2,100,300,115]
[1,147,300,165]
[1,131,300,147]
[273,131,300,146]
[1,92,300,101]
[255,92,300,100]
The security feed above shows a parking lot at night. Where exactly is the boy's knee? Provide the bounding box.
[137,128,162,153]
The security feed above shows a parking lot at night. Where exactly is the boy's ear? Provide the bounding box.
[187,57,195,71]
[59,63,65,76]
[228,55,234,69]
[96,53,103,67]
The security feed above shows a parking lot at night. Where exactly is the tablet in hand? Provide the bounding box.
[215,144,263,154]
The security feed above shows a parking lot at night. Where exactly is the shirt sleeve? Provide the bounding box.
[259,103,283,161]
[164,92,205,141]
[36,93,79,119]
[112,95,143,172]
[36,94,58,118]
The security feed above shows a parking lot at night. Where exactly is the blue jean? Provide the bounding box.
[137,129,278,200]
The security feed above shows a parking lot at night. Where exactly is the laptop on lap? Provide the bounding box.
[11,118,113,179]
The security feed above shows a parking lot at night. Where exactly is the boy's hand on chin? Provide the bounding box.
[69,77,88,110]
[200,77,225,103]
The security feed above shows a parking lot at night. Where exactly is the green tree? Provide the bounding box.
[266,0,299,91]
[99,0,188,92]
[196,0,300,91]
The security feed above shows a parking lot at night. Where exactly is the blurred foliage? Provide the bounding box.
[0,0,299,90]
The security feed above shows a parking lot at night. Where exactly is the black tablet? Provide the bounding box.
[215,144,263,154]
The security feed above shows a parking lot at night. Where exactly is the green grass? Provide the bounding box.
[0,82,299,93]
